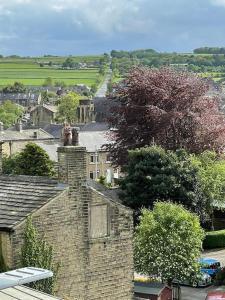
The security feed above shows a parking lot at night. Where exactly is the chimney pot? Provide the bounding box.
[16,120,23,132]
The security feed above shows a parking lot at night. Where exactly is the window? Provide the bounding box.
[89,170,100,179]
[90,153,99,163]
[106,154,111,162]
[89,205,109,238]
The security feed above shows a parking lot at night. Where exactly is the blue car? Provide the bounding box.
[199,258,221,277]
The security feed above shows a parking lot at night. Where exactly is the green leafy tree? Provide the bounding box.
[0,100,23,128]
[41,91,56,104]
[56,92,80,123]
[4,143,55,176]
[2,82,26,93]
[54,80,67,88]
[21,217,59,294]
[191,151,225,225]
[2,154,18,175]
[43,77,53,87]
[135,202,205,286]
[119,146,207,221]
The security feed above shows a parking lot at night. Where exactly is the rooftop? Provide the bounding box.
[30,104,58,114]
[0,175,67,231]
[0,285,62,299]
[0,128,55,142]
[42,122,109,139]
[0,93,40,101]
[36,130,112,161]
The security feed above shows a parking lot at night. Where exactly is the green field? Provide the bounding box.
[0,56,102,87]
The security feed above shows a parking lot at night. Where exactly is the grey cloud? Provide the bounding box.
[0,0,224,55]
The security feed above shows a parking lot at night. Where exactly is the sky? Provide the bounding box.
[1,0,225,56]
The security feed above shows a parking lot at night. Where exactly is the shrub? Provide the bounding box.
[214,267,225,286]
[203,230,225,249]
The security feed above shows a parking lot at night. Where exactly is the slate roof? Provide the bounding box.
[30,104,57,114]
[0,285,62,299]
[0,175,67,231]
[36,131,112,161]
[0,93,39,102]
[0,128,54,142]
[42,122,109,139]
[79,131,110,152]
[42,124,63,139]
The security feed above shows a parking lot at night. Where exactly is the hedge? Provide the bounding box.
[203,230,225,249]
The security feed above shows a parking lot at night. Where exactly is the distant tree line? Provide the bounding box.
[110,49,225,79]
[194,47,225,54]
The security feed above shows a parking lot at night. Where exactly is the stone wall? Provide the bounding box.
[6,146,133,300]
[30,106,55,126]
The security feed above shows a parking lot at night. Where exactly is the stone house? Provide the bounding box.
[30,104,58,126]
[0,122,55,157]
[0,93,41,107]
[41,122,119,183]
[0,143,134,299]
[30,99,94,127]
[77,99,95,124]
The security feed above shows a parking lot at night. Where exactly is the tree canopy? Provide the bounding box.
[3,143,55,177]
[56,92,80,123]
[0,100,23,128]
[191,151,225,218]
[119,146,207,221]
[134,203,204,285]
[106,67,225,166]
[1,82,26,93]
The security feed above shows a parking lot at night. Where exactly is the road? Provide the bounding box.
[95,70,112,97]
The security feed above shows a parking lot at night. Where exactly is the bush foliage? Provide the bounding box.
[135,202,204,285]
[2,143,55,177]
[203,230,225,249]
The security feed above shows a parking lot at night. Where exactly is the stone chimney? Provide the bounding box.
[57,146,87,186]
[58,125,86,186]
[15,120,23,132]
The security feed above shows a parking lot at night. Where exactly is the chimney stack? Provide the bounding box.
[57,146,87,186]
[16,120,23,132]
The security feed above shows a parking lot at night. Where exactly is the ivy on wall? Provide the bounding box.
[21,216,59,294]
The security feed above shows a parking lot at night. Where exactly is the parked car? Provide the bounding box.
[199,258,221,277]
[179,271,212,287]
[206,291,225,299]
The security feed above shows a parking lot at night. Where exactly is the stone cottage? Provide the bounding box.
[0,141,134,299]
[0,121,55,157]
[30,104,58,126]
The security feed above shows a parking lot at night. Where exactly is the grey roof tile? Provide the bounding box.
[0,175,67,231]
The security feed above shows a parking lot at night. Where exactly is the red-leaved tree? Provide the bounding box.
[106,67,225,166]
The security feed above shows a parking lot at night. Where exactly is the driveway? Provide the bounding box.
[202,248,225,266]
[182,286,225,300]
[182,248,225,299]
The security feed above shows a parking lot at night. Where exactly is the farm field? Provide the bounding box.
[0,56,102,87]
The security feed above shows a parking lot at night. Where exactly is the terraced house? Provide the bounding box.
[0,141,134,299]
